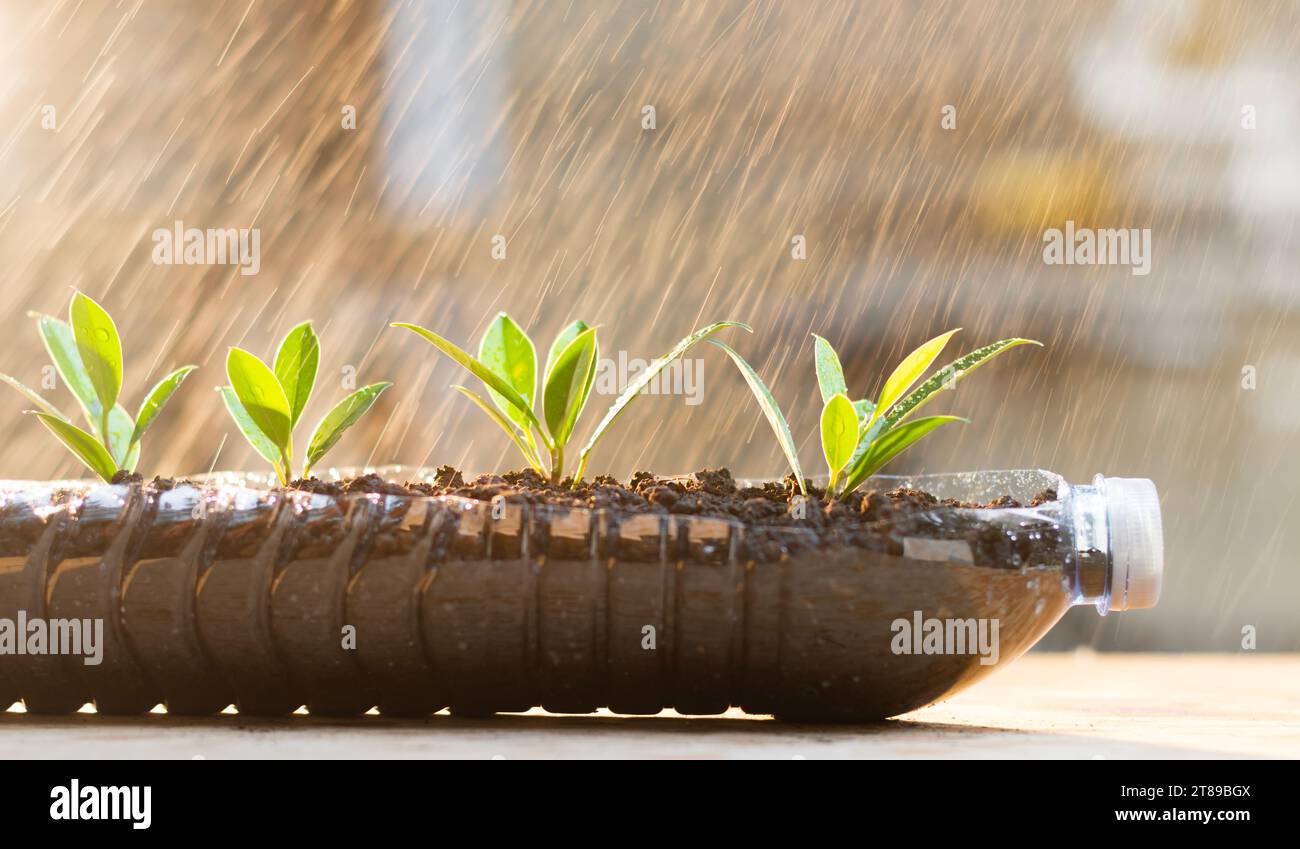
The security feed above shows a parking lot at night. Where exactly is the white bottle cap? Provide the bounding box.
[1096,476,1164,611]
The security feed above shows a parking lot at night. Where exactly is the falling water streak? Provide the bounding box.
[0,0,1292,649]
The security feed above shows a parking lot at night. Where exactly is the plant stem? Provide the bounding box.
[550,444,564,485]
[571,454,588,489]
[100,408,113,465]
[522,429,547,476]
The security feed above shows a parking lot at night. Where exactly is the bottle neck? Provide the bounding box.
[1062,479,1115,613]
[1061,474,1164,614]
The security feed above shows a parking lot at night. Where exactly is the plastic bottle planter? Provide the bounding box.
[0,469,1163,722]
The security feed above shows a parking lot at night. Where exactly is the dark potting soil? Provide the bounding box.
[110,471,196,491]
[283,467,1063,568]
[292,466,1056,513]
[2,467,1064,567]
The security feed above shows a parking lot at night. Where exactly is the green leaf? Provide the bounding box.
[544,320,590,384]
[843,399,880,473]
[478,313,538,432]
[392,323,547,441]
[131,365,195,445]
[883,338,1043,428]
[219,387,282,467]
[869,328,960,431]
[305,382,391,472]
[542,326,599,448]
[812,334,848,403]
[226,347,293,454]
[28,412,118,482]
[3,372,129,470]
[35,314,102,425]
[69,292,123,420]
[273,321,319,428]
[104,404,135,466]
[0,373,70,421]
[451,385,546,474]
[820,392,858,480]
[123,440,140,473]
[840,415,966,496]
[579,321,751,465]
[708,339,805,496]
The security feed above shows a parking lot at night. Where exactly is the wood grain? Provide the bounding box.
[1,654,1294,759]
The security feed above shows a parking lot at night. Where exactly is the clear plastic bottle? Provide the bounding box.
[0,468,1162,721]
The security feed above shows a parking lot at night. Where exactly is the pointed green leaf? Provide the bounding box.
[28,412,118,482]
[392,322,547,441]
[869,328,960,430]
[132,365,196,445]
[579,321,751,465]
[451,385,546,474]
[542,326,599,447]
[883,339,1043,428]
[840,415,966,496]
[35,314,102,424]
[226,348,292,453]
[219,387,282,466]
[478,313,538,432]
[820,392,858,478]
[0,373,70,421]
[544,320,590,384]
[812,334,848,403]
[69,292,123,418]
[273,322,319,428]
[708,339,805,496]
[305,382,391,472]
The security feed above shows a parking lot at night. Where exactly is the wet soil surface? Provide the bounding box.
[287,468,1063,567]
[293,466,1050,520]
[5,468,1064,566]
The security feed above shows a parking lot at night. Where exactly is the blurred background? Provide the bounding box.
[0,0,1296,650]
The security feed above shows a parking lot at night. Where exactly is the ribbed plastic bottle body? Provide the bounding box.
[0,468,1162,720]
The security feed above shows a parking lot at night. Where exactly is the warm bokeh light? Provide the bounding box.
[0,0,1297,651]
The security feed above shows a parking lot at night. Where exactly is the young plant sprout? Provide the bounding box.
[712,330,1041,500]
[221,321,391,485]
[0,291,196,482]
[392,314,749,485]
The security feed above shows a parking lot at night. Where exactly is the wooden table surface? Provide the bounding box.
[2,654,1296,759]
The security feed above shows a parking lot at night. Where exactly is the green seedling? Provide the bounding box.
[0,291,196,482]
[712,330,1041,499]
[221,321,391,485]
[392,314,749,485]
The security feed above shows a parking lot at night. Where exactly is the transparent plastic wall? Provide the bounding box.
[0,467,1159,721]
